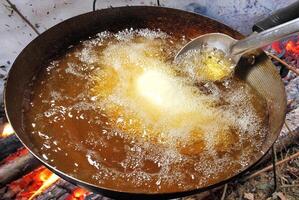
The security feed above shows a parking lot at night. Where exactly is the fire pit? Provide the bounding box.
[0,1,298,200]
[0,35,298,200]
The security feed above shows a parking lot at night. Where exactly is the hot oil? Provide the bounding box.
[23,29,269,193]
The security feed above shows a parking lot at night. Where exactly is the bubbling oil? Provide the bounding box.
[23,29,269,193]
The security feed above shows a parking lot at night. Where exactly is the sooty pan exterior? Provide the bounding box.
[4,6,286,199]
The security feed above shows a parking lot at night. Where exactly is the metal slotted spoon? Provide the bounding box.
[175,18,299,66]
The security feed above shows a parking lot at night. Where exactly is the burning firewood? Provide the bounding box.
[0,148,41,187]
[0,166,59,199]
[0,134,23,161]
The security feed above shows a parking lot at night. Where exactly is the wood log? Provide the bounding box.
[0,149,41,187]
[0,185,16,200]
[85,193,108,200]
[0,134,23,161]
[35,179,76,200]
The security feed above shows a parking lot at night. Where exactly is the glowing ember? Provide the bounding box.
[9,166,59,200]
[269,34,299,57]
[27,170,59,200]
[66,187,89,200]
[271,41,283,54]
[1,123,14,138]
[286,40,299,56]
[266,34,299,74]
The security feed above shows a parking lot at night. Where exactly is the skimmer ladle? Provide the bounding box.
[175,18,299,66]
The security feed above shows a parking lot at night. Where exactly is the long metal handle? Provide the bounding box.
[253,1,299,32]
[231,18,299,56]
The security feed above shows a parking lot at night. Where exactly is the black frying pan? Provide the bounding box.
[5,4,298,199]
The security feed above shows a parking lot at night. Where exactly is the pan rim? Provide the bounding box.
[4,5,287,198]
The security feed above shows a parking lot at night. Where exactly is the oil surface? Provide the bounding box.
[23,29,269,193]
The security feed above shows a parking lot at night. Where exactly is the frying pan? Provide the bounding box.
[4,4,297,199]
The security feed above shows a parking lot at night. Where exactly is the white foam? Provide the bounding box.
[65,63,84,77]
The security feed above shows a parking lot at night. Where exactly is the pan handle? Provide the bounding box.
[252,1,299,32]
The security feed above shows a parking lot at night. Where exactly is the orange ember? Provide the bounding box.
[28,170,59,200]
[38,168,52,182]
[8,166,59,200]
[0,123,14,138]
[271,41,282,54]
[286,40,299,56]
[66,187,89,200]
